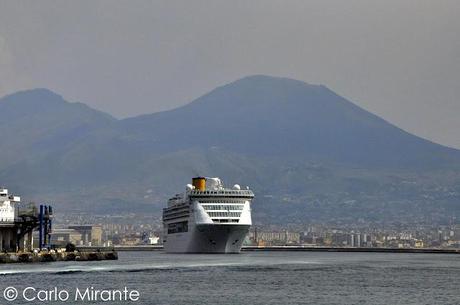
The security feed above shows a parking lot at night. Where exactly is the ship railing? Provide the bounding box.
[189,190,254,196]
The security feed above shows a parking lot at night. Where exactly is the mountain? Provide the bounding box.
[121,75,459,168]
[0,88,115,170]
[1,77,459,224]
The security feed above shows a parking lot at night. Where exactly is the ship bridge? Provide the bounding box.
[186,177,253,225]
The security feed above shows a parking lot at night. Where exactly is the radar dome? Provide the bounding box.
[233,184,241,190]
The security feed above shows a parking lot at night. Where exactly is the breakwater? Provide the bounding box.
[0,250,118,264]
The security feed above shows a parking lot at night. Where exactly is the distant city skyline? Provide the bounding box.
[0,1,459,149]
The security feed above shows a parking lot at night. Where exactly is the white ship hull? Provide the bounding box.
[164,224,250,253]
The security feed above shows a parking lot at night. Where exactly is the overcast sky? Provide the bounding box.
[0,0,459,148]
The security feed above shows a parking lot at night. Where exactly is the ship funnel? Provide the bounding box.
[192,177,206,191]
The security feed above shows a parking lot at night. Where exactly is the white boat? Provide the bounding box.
[162,177,254,253]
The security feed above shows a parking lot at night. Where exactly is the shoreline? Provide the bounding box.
[241,246,460,254]
[77,245,460,254]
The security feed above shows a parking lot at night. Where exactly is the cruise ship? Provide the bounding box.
[162,177,254,253]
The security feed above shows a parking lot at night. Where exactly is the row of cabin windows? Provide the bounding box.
[163,214,189,221]
[212,219,239,223]
[202,205,243,211]
[167,221,188,234]
[207,212,241,218]
[164,209,189,216]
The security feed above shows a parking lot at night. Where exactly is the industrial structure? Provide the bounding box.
[0,187,21,251]
[0,186,53,252]
[0,186,118,264]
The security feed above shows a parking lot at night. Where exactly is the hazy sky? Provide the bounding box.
[0,1,459,148]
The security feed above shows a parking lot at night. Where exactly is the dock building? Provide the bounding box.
[0,187,20,251]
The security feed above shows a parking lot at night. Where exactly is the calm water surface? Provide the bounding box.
[0,251,459,305]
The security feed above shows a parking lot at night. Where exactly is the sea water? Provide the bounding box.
[1,251,459,305]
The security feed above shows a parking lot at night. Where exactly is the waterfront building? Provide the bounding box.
[148,235,160,245]
[68,225,103,246]
[49,229,82,247]
[249,230,301,245]
[0,187,20,251]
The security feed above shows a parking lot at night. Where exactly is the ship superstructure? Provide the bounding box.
[162,177,254,253]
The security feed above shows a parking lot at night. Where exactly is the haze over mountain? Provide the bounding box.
[1,76,459,224]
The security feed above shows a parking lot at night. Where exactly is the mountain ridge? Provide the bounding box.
[1,75,459,223]
[118,75,460,168]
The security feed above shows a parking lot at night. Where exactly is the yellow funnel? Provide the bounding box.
[192,177,206,191]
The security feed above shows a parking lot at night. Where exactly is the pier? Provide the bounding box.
[0,186,118,264]
[96,245,460,254]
